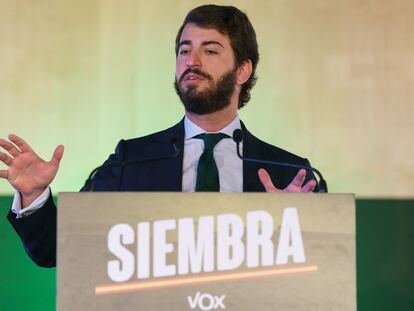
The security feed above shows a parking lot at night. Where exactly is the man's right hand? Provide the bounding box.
[0,134,64,207]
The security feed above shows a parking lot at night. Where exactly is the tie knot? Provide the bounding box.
[197,133,228,151]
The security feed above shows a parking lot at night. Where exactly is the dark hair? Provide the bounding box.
[175,5,259,108]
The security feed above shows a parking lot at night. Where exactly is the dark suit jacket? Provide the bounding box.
[7,119,316,267]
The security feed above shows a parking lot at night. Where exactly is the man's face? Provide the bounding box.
[175,23,239,114]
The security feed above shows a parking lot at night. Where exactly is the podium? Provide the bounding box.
[57,193,355,310]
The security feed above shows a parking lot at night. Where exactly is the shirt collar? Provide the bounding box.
[184,114,241,140]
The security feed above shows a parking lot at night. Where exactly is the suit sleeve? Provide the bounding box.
[7,194,57,267]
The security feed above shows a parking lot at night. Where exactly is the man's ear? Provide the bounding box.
[236,60,253,85]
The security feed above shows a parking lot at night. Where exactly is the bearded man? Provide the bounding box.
[1,5,320,268]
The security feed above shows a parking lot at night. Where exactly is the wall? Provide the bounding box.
[1,0,413,196]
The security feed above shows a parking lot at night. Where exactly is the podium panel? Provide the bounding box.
[57,193,355,310]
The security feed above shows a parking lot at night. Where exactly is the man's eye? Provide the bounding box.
[179,50,190,55]
[206,50,218,55]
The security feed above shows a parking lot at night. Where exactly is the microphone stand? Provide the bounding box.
[232,129,328,193]
[84,137,180,191]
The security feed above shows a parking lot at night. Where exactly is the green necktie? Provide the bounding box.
[195,133,228,191]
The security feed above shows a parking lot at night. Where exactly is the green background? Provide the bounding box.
[1,196,413,310]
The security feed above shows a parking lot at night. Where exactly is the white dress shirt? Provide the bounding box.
[182,115,243,192]
[11,115,244,218]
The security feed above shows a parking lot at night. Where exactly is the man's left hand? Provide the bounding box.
[258,168,316,193]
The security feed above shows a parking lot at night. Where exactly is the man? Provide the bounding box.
[0,5,319,268]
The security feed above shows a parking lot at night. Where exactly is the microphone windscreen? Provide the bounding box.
[232,129,243,143]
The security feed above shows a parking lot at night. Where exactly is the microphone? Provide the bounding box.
[84,135,180,191]
[232,129,328,192]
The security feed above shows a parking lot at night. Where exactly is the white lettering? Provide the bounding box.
[137,222,150,279]
[214,295,226,309]
[187,292,226,310]
[106,209,307,282]
[107,224,134,282]
[187,291,201,309]
[178,216,214,274]
[199,293,215,310]
[153,219,176,277]
[275,208,306,264]
[217,214,244,271]
[247,211,274,268]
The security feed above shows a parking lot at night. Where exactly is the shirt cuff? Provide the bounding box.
[11,187,51,219]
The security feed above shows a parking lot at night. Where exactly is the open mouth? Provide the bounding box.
[179,68,211,85]
[184,73,205,81]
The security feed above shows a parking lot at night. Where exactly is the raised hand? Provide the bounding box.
[0,134,64,207]
[258,168,316,193]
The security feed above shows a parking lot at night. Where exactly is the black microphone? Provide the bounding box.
[84,135,180,191]
[232,129,328,192]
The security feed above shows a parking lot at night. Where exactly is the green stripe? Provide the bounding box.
[1,197,413,310]
[0,196,55,311]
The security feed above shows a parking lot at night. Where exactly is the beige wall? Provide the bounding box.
[0,0,413,197]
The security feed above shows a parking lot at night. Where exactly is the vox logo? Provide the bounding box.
[187,292,226,310]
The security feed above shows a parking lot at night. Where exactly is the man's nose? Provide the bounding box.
[186,50,201,68]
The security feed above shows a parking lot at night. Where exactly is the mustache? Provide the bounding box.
[178,68,213,84]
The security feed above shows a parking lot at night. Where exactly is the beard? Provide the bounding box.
[174,67,237,115]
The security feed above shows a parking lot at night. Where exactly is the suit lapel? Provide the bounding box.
[241,122,265,192]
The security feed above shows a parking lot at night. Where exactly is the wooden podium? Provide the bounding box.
[57,193,355,311]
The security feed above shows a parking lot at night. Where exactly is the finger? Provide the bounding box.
[258,168,279,192]
[0,170,8,179]
[0,138,21,157]
[301,179,317,193]
[8,134,34,153]
[290,169,307,188]
[49,145,64,166]
[0,151,13,166]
